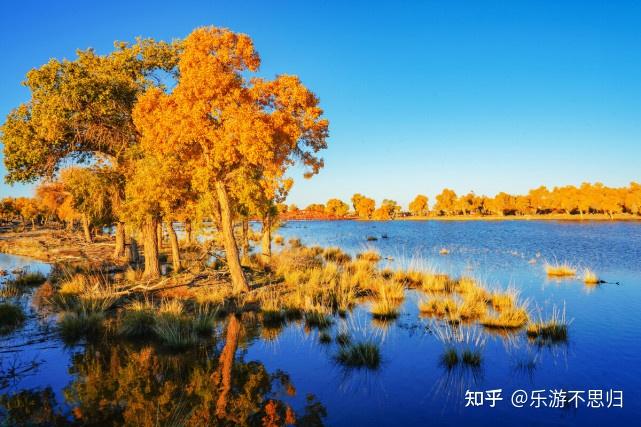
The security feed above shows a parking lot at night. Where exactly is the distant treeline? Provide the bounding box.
[282,182,641,220]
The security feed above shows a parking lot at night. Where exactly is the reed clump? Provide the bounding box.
[419,296,458,319]
[544,262,576,277]
[582,268,599,285]
[527,306,569,344]
[335,341,381,369]
[480,306,529,329]
[119,299,156,337]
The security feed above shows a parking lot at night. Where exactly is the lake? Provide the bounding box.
[1,220,641,426]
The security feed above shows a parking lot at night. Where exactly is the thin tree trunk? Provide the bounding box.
[81,214,93,243]
[242,219,250,258]
[167,221,181,273]
[142,217,160,279]
[215,315,240,419]
[156,222,163,249]
[185,220,194,244]
[114,222,126,258]
[261,216,271,265]
[214,181,249,292]
[128,236,140,265]
[31,219,36,231]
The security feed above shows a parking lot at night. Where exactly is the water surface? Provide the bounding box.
[1,220,640,426]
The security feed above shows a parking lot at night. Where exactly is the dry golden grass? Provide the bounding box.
[158,299,184,316]
[544,262,576,277]
[418,296,458,318]
[582,268,599,285]
[356,250,381,263]
[480,306,529,329]
[370,298,400,320]
[489,289,516,312]
[322,247,352,264]
[124,267,143,283]
[458,297,487,320]
[59,274,87,295]
[421,273,455,292]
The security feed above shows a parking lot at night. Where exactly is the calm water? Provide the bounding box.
[2,220,641,426]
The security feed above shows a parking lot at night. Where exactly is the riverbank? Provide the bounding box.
[0,229,120,266]
[282,213,641,222]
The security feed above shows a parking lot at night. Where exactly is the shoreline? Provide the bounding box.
[282,214,641,222]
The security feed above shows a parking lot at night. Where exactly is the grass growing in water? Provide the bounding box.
[58,311,104,342]
[119,299,156,337]
[480,306,529,329]
[582,268,600,285]
[544,262,576,277]
[335,341,381,369]
[153,314,198,350]
[527,306,569,344]
[0,303,25,334]
[7,271,46,288]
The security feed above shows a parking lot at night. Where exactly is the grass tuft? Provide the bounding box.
[7,271,47,288]
[582,268,599,285]
[544,262,576,277]
[335,341,381,369]
[0,303,25,335]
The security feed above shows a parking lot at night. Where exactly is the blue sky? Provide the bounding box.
[1,0,640,208]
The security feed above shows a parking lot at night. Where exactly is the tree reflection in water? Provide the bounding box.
[0,314,326,426]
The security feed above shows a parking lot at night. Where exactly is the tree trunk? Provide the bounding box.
[167,221,181,273]
[214,181,249,292]
[242,219,250,258]
[114,222,126,258]
[261,216,271,265]
[31,219,36,231]
[128,236,140,265]
[142,217,161,279]
[81,214,93,243]
[156,222,163,249]
[185,220,194,244]
[215,315,240,419]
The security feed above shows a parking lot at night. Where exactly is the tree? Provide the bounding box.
[325,198,349,217]
[305,203,325,213]
[351,194,375,219]
[408,194,429,217]
[489,192,516,216]
[60,167,116,242]
[133,27,328,292]
[434,189,457,216]
[382,199,401,219]
[35,182,71,225]
[1,38,179,257]
[624,182,641,215]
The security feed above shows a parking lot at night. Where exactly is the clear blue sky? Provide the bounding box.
[1,0,640,208]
